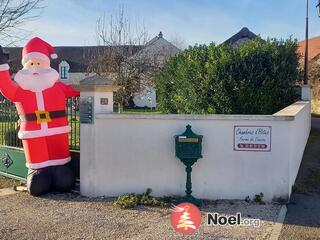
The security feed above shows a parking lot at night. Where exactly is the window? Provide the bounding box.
[60,66,68,79]
[59,60,70,80]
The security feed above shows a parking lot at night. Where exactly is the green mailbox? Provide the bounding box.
[175,125,203,159]
[175,125,203,206]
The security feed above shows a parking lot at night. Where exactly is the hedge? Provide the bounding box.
[155,38,300,114]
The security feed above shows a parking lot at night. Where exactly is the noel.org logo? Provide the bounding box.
[170,203,201,235]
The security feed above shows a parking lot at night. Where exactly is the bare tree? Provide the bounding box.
[0,0,44,46]
[169,33,187,50]
[89,6,156,111]
[95,5,148,46]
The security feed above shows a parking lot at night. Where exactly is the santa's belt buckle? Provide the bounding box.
[35,110,52,124]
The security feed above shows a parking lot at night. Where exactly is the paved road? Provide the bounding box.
[279,118,320,240]
[311,117,320,132]
[279,193,320,239]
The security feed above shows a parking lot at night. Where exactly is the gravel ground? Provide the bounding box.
[0,176,23,189]
[0,192,282,240]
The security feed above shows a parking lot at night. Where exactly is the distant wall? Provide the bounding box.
[80,101,311,202]
[133,87,156,108]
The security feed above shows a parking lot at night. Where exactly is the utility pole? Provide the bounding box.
[304,0,309,85]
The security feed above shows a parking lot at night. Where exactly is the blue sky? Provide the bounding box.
[18,0,320,47]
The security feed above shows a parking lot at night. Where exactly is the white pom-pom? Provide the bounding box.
[51,53,58,59]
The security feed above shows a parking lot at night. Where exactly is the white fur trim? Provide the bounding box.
[35,92,45,109]
[26,157,71,169]
[35,92,48,130]
[22,52,50,65]
[18,125,71,139]
[51,53,58,59]
[0,64,9,71]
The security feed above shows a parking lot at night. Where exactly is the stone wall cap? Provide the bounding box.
[78,74,120,92]
[80,74,114,85]
[95,113,295,121]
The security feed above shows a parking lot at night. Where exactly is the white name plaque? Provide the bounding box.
[234,126,271,152]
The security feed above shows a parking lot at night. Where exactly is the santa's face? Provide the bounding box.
[14,58,59,92]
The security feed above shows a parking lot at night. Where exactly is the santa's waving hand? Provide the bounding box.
[0,37,80,196]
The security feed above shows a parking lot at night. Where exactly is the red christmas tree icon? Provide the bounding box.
[177,206,196,230]
[171,203,201,235]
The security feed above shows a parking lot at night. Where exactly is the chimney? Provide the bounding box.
[158,31,163,38]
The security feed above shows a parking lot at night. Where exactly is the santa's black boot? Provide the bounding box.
[52,164,75,192]
[27,167,52,196]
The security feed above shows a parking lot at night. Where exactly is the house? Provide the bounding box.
[130,32,180,108]
[298,36,320,66]
[223,27,258,47]
[4,32,180,108]
[5,45,143,85]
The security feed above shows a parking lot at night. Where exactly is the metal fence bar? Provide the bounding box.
[0,96,4,145]
[68,96,80,151]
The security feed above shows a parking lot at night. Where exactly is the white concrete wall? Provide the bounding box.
[274,102,311,196]
[80,101,311,202]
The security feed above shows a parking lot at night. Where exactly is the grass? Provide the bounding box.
[116,108,162,114]
[68,116,80,150]
[0,121,16,145]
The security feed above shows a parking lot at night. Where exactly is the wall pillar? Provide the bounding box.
[78,75,120,196]
[301,85,311,101]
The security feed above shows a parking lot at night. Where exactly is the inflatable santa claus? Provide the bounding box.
[0,37,80,196]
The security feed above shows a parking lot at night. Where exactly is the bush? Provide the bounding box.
[114,193,140,209]
[113,188,171,209]
[254,192,265,204]
[156,38,300,114]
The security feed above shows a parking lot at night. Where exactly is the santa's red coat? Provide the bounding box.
[0,64,79,169]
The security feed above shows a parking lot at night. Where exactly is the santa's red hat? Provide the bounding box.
[22,37,58,65]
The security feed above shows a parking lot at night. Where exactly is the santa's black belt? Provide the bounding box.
[19,110,66,123]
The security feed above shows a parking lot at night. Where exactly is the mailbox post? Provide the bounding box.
[175,125,203,206]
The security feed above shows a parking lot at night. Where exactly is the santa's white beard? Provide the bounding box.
[14,67,59,92]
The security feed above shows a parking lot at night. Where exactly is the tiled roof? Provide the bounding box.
[2,33,179,73]
[80,74,113,85]
[223,27,258,45]
[3,45,143,73]
[298,36,320,66]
